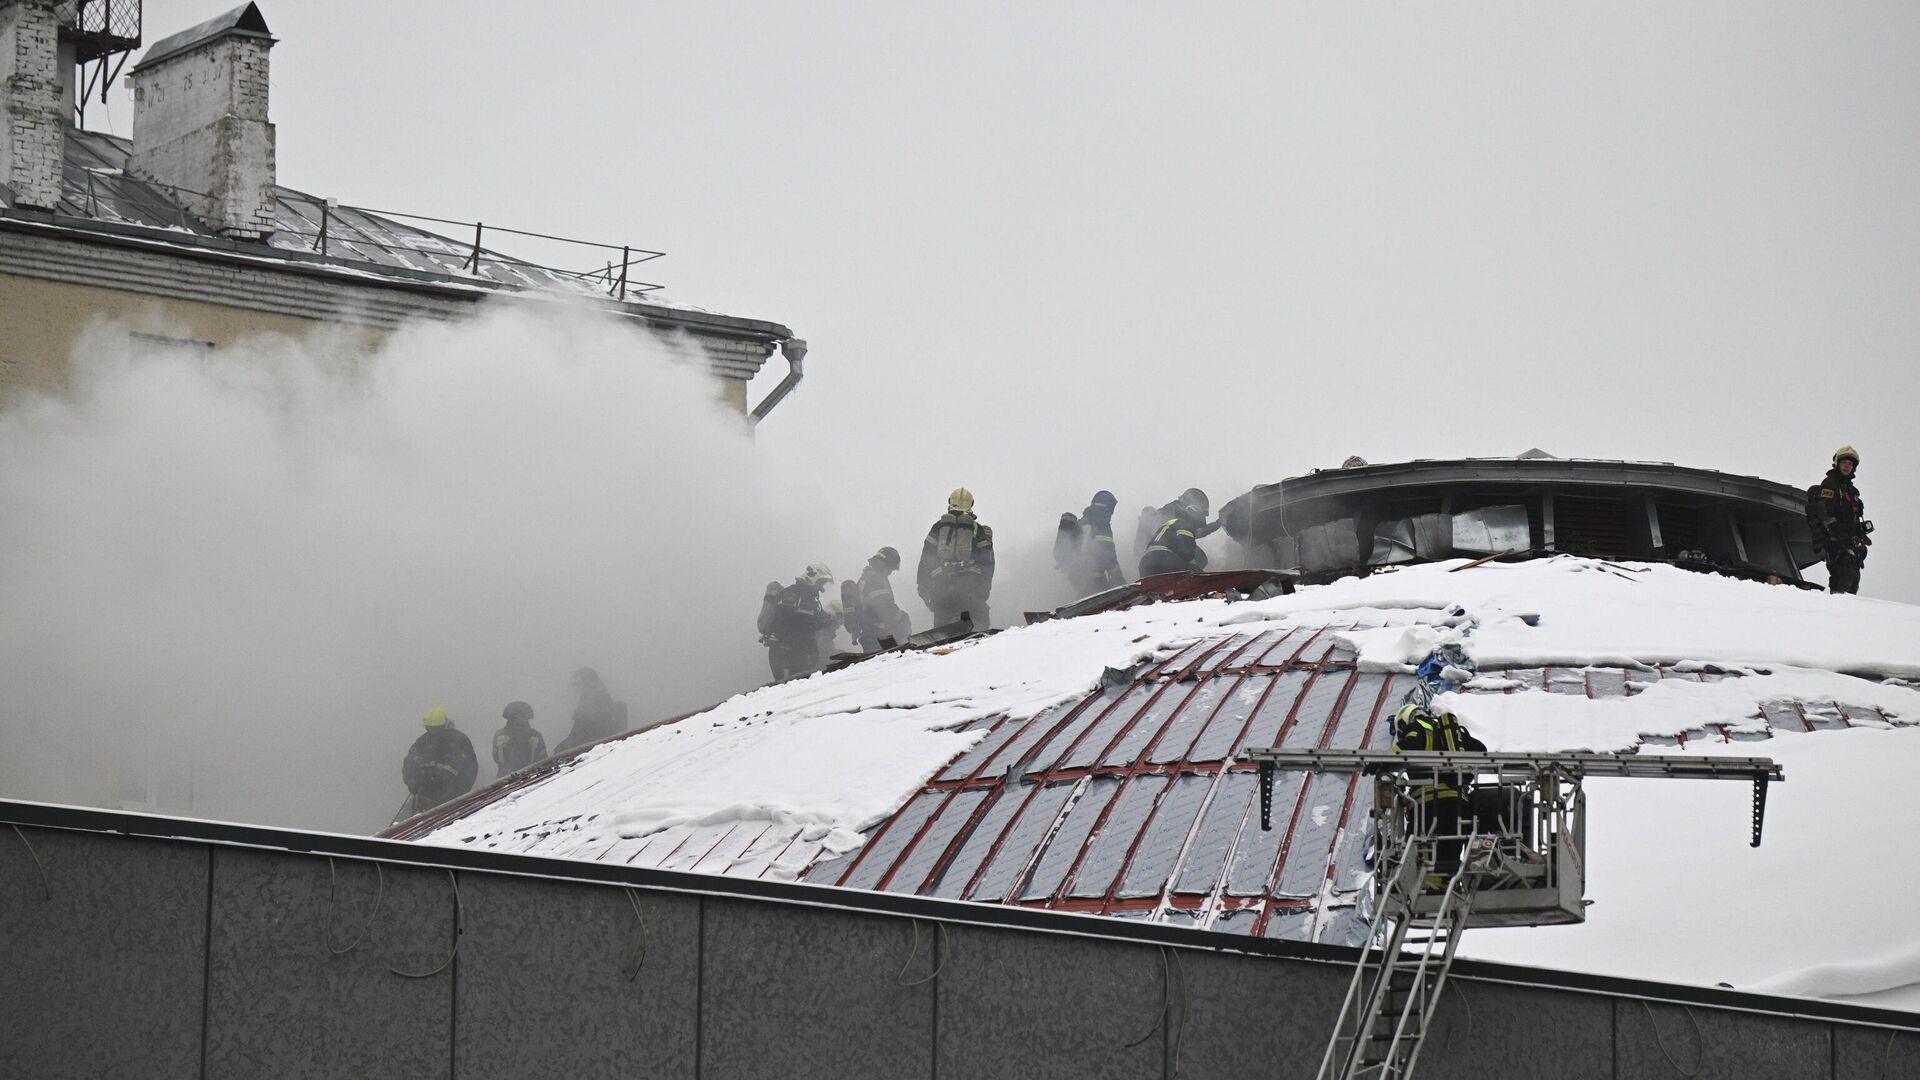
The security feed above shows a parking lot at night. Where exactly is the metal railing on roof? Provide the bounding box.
[55,168,666,300]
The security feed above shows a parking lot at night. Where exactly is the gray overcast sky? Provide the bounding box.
[115,1,1920,601]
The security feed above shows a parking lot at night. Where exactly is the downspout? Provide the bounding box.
[749,337,807,423]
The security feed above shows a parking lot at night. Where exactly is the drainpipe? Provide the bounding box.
[750,338,806,423]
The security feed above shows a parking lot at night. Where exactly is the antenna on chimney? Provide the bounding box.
[54,0,142,127]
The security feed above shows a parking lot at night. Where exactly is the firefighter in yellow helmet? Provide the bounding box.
[401,706,478,816]
[1392,701,1486,878]
[918,488,995,629]
[1811,446,1870,595]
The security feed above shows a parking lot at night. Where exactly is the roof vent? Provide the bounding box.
[127,2,275,238]
[1517,447,1558,460]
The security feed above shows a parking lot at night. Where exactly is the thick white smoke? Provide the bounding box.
[0,303,1238,833]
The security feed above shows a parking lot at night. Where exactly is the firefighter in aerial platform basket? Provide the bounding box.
[918,488,995,630]
[1392,701,1488,882]
[1809,446,1872,595]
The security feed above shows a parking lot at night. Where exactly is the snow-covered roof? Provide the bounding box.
[400,557,1920,1010]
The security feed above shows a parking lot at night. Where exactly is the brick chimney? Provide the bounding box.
[0,0,62,210]
[128,3,276,239]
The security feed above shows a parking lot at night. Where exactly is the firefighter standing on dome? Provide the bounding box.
[491,701,549,780]
[850,546,912,651]
[918,488,995,629]
[1138,488,1217,577]
[1056,490,1126,597]
[1812,446,1871,595]
[401,706,478,816]
[760,561,838,680]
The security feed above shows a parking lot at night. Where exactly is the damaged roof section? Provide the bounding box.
[1220,455,1816,586]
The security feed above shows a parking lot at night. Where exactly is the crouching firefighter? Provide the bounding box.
[402,706,478,816]
[1810,446,1872,595]
[850,546,913,651]
[759,562,838,681]
[1392,701,1487,879]
[1138,488,1215,577]
[918,488,995,629]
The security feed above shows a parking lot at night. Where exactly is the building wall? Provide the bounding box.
[0,243,767,412]
[0,817,1913,1080]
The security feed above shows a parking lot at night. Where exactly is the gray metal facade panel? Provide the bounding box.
[1144,677,1231,763]
[1230,669,1313,755]
[453,875,697,1080]
[1322,671,1387,748]
[1020,778,1119,901]
[0,829,207,1080]
[936,714,1023,781]
[1066,775,1168,899]
[1276,772,1354,897]
[969,781,1076,902]
[1055,684,1158,770]
[1117,773,1214,899]
[1097,683,1188,766]
[699,899,934,1080]
[1834,1023,1920,1078]
[1173,770,1260,894]
[838,791,943,891]
[883,789,988,894]
[1183,675,1272,762]
[1418,984,1613,1080]
[924,787,1024,900]
[1224,771,1304,895]
[1024,685,1126,773]
[1614,999,1830,1080]
[1171,949,1347,1079]
[203,849,454,1080]
[1281,669,1358,748]
[934,929,1164,1080]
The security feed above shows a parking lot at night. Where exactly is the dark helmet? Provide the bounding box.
[502,701,533,722]
[1180,488,1210,517]
[874,546,901,570]
[1091,490,1117,508]
[571,667,601,689]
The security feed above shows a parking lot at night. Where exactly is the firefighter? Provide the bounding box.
[918,488,995,629]
[852,547,912,651]
[491,701,549,780]
[1812,446,1871,595]
[553,667,625,754]
[1057,490,1125,597]
[761,562,838,680]
[1392,701,1486,880]
[401,706,478,816]
[1138,488,1215,577]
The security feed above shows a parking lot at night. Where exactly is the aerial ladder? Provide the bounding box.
[1244,747,1783,1080]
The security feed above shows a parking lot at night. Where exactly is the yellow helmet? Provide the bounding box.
[803,561,834,585]
[1833,445,1859,466]
[948,487,975,513]
[421,706,450,728]
[1394,703,1426,726]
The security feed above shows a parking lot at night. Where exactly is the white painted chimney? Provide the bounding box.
[0,0,63,210]
[128,2,276,238]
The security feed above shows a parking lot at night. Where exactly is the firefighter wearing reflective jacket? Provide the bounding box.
[402,707,478,816]
[918,488,995,629]
[1138,488,1214,577]
[1393,702,1486,875]
[852,547,912,651]
[491,701,549,780]
[1812,446,1870,595]
[1057,490,1126,597]
[760,562,838,681]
